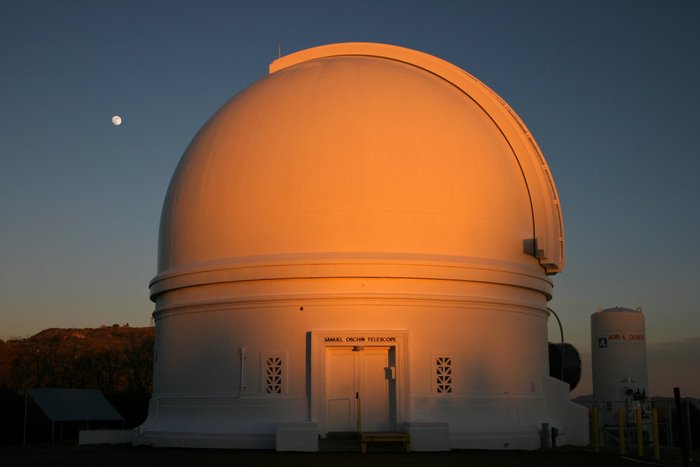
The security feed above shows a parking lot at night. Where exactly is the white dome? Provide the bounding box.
[140,44,587,451]
[152,42,563,299]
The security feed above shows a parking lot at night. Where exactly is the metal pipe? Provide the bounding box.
[547,307,565,381]
[618,408,625,455]
[636,405,643,457]
[652,408,660,461]
[541,422,551,449]
[674,387,690,467]
[239,346,247,393]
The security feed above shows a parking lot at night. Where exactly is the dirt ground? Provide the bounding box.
[0,444,683,467]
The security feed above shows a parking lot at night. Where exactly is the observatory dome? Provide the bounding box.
[140,43,586,451]
[152,43,563,300]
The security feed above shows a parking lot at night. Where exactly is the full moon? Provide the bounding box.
[112,115,123,126]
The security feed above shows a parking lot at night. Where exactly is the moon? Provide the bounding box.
[111,115,123,126]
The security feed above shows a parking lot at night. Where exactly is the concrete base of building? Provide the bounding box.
[79,429,136,445]
[275,422,318,451]
[405,422,450,451]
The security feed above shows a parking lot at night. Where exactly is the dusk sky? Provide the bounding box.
[1,0,698,397]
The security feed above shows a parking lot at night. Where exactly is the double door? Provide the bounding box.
[326,346,396,433]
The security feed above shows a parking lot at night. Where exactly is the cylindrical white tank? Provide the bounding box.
[591,307,648,424]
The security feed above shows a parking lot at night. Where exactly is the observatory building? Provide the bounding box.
[137,43,587,450]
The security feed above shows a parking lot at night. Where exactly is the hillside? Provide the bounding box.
[0,326,154,444]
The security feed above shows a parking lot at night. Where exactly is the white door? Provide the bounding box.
[326,346,395,433]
